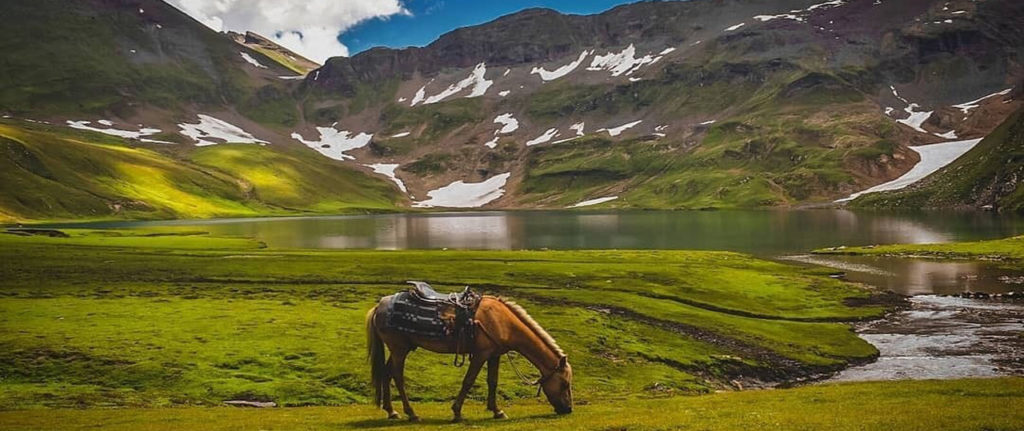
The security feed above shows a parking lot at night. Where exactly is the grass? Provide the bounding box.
[0,378,1020,430]
[0,121,401,223]
[0,229,886,410]
[813,235,1024,261]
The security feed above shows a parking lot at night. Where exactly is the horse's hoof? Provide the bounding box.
[387,412,400,420]
[451,416,464,423]
[494,411,508,419]
[408,415,421,423]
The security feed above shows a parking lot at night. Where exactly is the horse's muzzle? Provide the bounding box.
[555,407,573,415]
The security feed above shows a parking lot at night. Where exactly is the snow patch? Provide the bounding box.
[279,75,305,80]
[724,23,746,32]
[179,115,266,147]
[604,120,642,137]
[493,113,519,134]
[699,120,716,126]
[951,88,1013,115]
[897,104,934,134]
[390,132,411,138]
[414,63,493,106]
[836,138,983,202]
[414,173,511,208]
[240,52,267,69]
[498,90,511,97]
[290,126,371,160]
[588,44,659,77]
[484,136,500,149]
[570,122,585,136]
[571,196,619,208]
[888,86,933,134]
[532,50,590,82]
[365,164,407,193]
[66,120,163,140]
[754,14,804,22]
[526,128,559,146]
[806,0,845,11]
[410,85,427,106]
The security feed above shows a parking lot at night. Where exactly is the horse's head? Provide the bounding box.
[540,355,573,414]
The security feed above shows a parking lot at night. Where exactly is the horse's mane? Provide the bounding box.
[496,297,565,357]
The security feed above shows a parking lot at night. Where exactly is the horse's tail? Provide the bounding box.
[366,304,387,408]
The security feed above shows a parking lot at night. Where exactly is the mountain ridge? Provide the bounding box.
[1,0,1023,222]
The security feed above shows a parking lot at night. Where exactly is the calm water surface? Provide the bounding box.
[53,209,1024,255]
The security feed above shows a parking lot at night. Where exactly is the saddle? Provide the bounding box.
[386,281,482,342]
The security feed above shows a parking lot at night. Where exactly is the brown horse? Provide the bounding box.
[365,294,573,422]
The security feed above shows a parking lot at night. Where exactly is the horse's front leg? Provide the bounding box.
[451,356,486,422]
[486,355,507,419]
[389,350,419,421]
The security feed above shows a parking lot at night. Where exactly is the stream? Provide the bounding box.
[785,254,1024,382]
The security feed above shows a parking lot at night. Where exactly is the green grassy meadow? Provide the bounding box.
[0,378,1020,430]
[0,229,1021,429]
[0,229,885,409]
[814,235,1024,261]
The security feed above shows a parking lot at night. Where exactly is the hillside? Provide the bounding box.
[1,0,1023,221]
[0,121,400,223]
[851,105,1024,212]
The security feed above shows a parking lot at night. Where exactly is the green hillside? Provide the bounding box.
[0,121,399,223]
[852,107,1024,212]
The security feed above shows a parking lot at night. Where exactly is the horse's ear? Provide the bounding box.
[559,356,568,368]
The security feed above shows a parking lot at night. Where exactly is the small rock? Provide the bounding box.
[224,400,277,408]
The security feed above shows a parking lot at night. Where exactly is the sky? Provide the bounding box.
[166,0,643,64]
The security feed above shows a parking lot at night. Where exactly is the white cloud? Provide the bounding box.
[166,0,409,64]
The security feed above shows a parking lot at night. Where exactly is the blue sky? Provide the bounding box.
[340,0,643,54]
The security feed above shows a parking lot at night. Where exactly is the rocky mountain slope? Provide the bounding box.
[851,104,1024,212]
[1,0,1023,221]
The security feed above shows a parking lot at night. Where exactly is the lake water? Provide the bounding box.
[53,209,1024,255]
[48,209,1024,296]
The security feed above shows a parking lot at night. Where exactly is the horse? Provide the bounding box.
[365,294,573,422]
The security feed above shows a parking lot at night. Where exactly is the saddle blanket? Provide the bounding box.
[385,292,453,339]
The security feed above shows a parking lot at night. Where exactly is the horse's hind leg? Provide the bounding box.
[451,355,486,422]
[382,357,398,419]
[389,349,419,422]
[486,356,507,419]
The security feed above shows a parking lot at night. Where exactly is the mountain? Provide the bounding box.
[1,0,1023,222]
[0,0,401,223]
[298,0,1024,209]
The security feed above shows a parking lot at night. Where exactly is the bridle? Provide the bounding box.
[475,320,566,397]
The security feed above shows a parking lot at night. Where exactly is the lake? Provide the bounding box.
[49,209,1024,254]
[45,209,1024,296]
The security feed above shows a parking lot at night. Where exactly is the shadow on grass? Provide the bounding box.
[346,412,565,428]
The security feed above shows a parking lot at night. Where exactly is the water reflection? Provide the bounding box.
[788,255,1022,295]
[51,210,1024,255]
